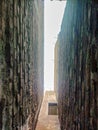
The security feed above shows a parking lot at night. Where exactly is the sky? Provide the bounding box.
[44,0,66,91]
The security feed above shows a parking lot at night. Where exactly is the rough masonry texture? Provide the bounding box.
[0,0,44,129]
[54,0,98,130]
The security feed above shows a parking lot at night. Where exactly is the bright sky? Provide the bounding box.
[44,0,66,91]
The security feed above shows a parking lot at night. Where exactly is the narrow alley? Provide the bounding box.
[36,91,60,130]
[0,0,98,130]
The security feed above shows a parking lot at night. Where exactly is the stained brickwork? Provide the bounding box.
[55,0,98,130]
[0,0,44,129]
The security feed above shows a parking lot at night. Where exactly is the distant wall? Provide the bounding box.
[55,0,98,130]
[54,40,59,99]
[0,0,44,129]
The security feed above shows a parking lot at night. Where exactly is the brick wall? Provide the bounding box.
[55,0,98,130]
[0,0,44,129]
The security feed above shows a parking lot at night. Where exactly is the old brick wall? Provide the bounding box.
[55,0,98,130]
[0,0,44,129]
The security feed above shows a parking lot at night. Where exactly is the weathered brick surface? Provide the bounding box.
[0,0,44,129]
[54,0,98,130]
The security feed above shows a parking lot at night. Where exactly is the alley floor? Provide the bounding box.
[36,91,60,130]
